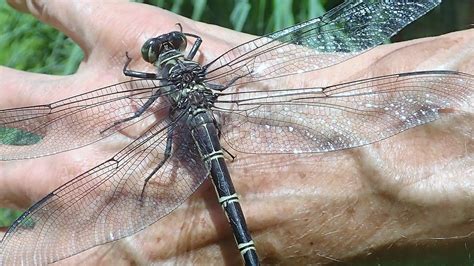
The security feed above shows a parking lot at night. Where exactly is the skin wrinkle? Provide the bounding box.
[373,31,474,76]
[240,150,380,262]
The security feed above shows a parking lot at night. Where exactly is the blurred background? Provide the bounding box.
[0,0,473,265]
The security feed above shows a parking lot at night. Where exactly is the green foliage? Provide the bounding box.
[0,0,82,75]
[230,0,251,31]
[150,0,338,35]
[0,208,22,227]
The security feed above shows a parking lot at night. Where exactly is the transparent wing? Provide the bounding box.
[0,79,172,160]
[0,112,209,265]
[215,71,473,154]
[203,0,441,87]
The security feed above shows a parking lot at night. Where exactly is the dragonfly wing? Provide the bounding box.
[0,111,209,265]
[215,71,473,154]
[0,79,172,160]
[203,0,441,87]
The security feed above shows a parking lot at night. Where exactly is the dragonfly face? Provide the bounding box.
[141,31,187,64]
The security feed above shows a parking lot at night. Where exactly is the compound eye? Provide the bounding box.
[141,38,161,63]
[170,31,187,52]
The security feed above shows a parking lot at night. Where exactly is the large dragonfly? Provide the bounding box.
[0,0,472,265]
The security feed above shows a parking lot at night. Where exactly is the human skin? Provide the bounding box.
[0,0,473,265]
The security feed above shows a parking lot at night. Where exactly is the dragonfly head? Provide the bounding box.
[141,31,187,64]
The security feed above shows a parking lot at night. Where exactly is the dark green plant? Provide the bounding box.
[0,1,82,75]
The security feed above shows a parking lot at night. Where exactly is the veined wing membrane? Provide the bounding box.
[215,71,473,154]
[203,0,441,87]
[0,112,210,265]
[0,79,172,160]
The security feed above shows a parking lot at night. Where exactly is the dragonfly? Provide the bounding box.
[0,0,472,264]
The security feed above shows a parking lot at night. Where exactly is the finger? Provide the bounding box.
[0,66,70,107]
[0,66,105,110]
[0,156,78,210]
[0,134,119,209]
[4,0,248,77]
[5,1,186,61]
[6,0,128,57]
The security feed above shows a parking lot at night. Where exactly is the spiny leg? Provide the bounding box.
[123,52,159,79]
[140,125,174,200]
[206,71,252,91]
[100,89,162,134]
[222,147,236,161]
[184,33,202,60]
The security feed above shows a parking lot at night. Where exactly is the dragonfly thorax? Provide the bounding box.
[187,84,216,108]
[160,56,215,110]
[166,60,205,84]
[169,83,216,111]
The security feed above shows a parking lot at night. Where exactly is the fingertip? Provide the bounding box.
[4,0,146,64]
[6,0,28,13]
[0,66,64,108]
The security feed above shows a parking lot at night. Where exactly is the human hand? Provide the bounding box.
[0,0,473,265]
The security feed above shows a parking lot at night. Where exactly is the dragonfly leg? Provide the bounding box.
[123,52,159,79]
[222,147,236,161]
[184,33,202,60]
[100,90,161,134]
[206,80,234,91]
[140,125,174,200]
[206,72,251,91]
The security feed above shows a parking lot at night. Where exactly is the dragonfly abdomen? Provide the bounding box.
[189,110,260,265]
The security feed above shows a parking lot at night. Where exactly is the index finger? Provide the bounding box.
[5,0,187,64]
